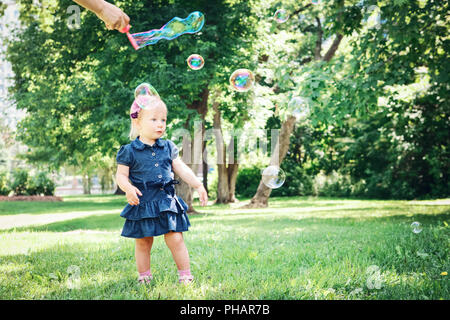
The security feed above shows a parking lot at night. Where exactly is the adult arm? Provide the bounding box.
[73,0,130,31]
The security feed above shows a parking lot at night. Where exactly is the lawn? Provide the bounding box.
[0,195,449,300]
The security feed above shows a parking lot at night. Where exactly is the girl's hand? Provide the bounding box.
[125,186,142,206]
[196,185,208,206]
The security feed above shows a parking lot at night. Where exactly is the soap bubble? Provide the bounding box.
[135,95,155,110]
[365,265,380,275]
[261,165,286,189]
[367,5,382,30]
[411,221,423,234]
[134,83,160,110]
[349,287,363,296]
[274,9,289,23]
[134,83,159,99]
[66,265,81,289]
[365,265,383,290]
[288,96,310,121]
[187,54,205,70]
[128,11,205,49]
[298,14,307,23]
[229,69,255,92]
[48,273,58,281]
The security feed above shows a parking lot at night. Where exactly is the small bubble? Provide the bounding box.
[274,9,289,23]
[49,273,58,281]
[66,265,81,290]
[365,265,383,290]
[411,221,423,234]
[349,287,363,296]
[187,54,205,70]
[288,96,310,121]
[229,69,255,92]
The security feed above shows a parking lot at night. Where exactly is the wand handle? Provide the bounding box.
[119,25,139,50]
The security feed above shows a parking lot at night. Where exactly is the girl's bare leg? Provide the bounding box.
[135,237,154,273]
[164,231,190,270]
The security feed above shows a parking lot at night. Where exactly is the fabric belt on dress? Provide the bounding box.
[133,179,184,209]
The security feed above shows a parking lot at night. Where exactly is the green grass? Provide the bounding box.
[0,195,449,300]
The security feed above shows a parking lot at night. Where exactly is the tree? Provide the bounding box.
[244,0,354,207]
[246,0,449,204]
[326,0,450,199]
[6,0,257,203]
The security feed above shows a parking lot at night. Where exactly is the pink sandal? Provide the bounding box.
[138,274,153,284]
[178,274,194,284]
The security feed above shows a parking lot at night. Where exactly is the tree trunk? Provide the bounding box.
[242,115,297,208]
[243,13,345,209]
[82,172,92,195]
[212,100,241,204]
[226,128,239,203]
[323,34,343,62]
[314,17,323,60]
[212,100,226,204]
[227,162,239,203]
[202,137,208,194]
[175,89,209,213]
[175,119,200,214]
[99,163,115,193]
[212,99,239,204]
[176,173,196,213]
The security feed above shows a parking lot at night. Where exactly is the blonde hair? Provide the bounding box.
[128,97,167,141]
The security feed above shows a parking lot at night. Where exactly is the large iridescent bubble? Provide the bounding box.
[135,83,159,99]
[125,11,205,50]
[187,54,205,70]
[134,83,160,110]
[274,9,289,23]
[288,96,310,121]
[229,69,255,92]
[261,165,286,189]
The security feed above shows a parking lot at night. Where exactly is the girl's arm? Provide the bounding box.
[116,164,142,206]
[172,158,208,206]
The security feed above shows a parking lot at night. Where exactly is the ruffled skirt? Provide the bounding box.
[120,192,190,238]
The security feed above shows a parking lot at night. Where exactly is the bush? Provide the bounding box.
[10,168,29,196]
[315,171,353,198]
[271,165,315,197]
[8,169,56,196]
[0,170,11,196]
[207,168,218,200]
[235,166,261,198]
[236,164,316,198]
[27,172,56,196]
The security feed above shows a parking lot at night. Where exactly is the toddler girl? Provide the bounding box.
[115,84,208,284]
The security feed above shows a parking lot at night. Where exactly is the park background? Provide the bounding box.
[0,0,448,299]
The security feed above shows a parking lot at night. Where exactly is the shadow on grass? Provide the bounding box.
[0,195,127,216]
[0,213,125,234]
[2,203,449,236]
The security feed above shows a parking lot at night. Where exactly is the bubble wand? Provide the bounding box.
[119,11,205,50]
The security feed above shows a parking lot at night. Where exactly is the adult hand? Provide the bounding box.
[74,0,130,31]
[95,1,130,31]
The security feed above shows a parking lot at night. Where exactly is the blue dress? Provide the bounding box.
[116,136,190,238]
